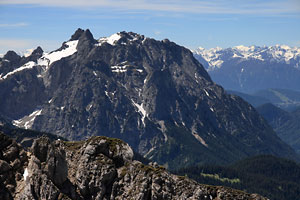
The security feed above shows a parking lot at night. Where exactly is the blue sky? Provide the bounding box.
[0,0,300,54]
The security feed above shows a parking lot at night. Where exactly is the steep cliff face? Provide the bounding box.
[0,133,268,200]
[0,29,298,169]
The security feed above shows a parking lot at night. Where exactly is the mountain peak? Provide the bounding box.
[70,28,94,41]
[70,28,84,40]
[3,50,21,61]
[31,46,43,56]
[275,44,291,50]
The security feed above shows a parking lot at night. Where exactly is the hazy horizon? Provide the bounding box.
[0,0,300,54]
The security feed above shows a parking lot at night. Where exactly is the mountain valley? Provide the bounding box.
[257,103,300,154]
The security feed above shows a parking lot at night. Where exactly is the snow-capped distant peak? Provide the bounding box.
[196,47,205,51]
[214,46,223,51]
[194,46,222,53]
[193,46,224,70]
[234,45,251,51]
[193,45,300,70]
[276,44,291,50]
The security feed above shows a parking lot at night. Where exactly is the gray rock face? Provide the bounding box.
[0,29,298,169]
[0,132,28,200]
[18,136,68,200]
[1,133,268,200]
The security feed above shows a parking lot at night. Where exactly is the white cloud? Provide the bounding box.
[0,39,31,49]
[154,30,162,35]
[0,23,28,28]
[0,0,299,15]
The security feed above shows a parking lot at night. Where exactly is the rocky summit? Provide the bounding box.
[0,29,298,169]
[0,132,268,200]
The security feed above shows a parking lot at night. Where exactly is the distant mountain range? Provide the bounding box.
[0,29,298,170]
[193,45,300,93]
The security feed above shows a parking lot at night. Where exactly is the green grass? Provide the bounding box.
[200,173,240,184]
[63,140,85,151]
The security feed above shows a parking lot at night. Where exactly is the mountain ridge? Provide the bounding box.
[0,29,298,169]
[194,45,300,71]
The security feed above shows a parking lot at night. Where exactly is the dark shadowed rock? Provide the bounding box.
[0,132,28,200]
[3,51,21,65]
[70,28,85,41]
[29,46,43,61]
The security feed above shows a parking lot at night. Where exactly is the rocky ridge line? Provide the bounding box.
[0,132,268,200]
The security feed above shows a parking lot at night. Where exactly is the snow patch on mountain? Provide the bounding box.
[23,168,29,181]
[192,132,208,147]
[111,65,128,73]
[111,62,143,73]
[97,33,121,46]
[96,32,145,47]
[0,40,78,80]
[131,100,147,126]
[0,61,36,80]
[39,40,78,67]
[12,109,43,129]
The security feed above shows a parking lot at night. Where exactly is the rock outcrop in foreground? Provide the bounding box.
[0,132,267,200]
